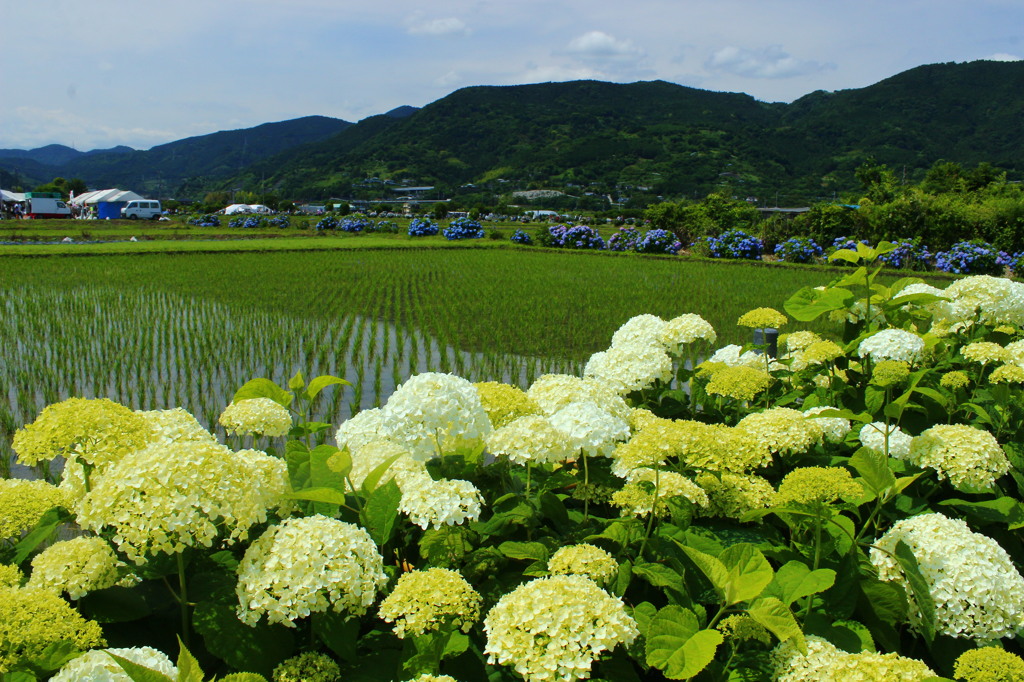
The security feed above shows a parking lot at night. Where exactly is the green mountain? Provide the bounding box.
[229,60,1024,204]
[0,116,351,195]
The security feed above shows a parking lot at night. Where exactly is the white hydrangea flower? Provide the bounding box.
[335,407,386,451]
[857,329,925,364]
[77,442,290,564]
[483,575,638,682]
[858,422,912,459]
[548,401,630,458]
[1005,339,1024,366]
[770,635,935,681]
[218,397,292,437]
[944,275,1024,328]
[611,468,709,518]
[341,437,426,491]
[907,424,1010,489]
[236,515,386,627]
[51,647,177,682]
[583,342,674,395]
[802,406,851,444]
[381,372,492,460]
[398,471,484,530]
[526,374,631,419]
[871,513,1024,641]
[610,314,667,348]
[659,313,717,353]
[28,536,125,600]
[709,344,782,371]
[487,414,575,466]
[547,544,619,586]
[137,407,217,446]
[736,408,823,457]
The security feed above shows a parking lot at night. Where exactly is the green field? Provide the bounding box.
[1,247,865,472]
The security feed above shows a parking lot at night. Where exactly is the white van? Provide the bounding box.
[121,200,162,220]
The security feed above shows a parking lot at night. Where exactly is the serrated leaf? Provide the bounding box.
[939,497,1024,529]
[747,597,806,654]
[719,544,775,605]
[766,561,836,605]
[287,371,305,391]
[13,506,73,564]
[497,541,549,561]
[106,653,176,682]
[175,635,205,682]
[633,562,684,593]
[305,375,351,401]
[645,605,723,679]
[785,286,855,322]
[361,453,404,495]
[848,447,896,498]
[220,674,269,682]
[894,541,937,645]
[361,479,402,547]
[630,601,658,637]
[231,378,293,408]
[678,544,730,603]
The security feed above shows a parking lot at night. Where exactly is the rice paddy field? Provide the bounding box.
[0,246,904,473]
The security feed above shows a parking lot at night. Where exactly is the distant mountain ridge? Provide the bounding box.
[4,60,1024,202]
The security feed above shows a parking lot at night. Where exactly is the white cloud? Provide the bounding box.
[507,64,604,85]
[705,45,834,79]
[406,16,470,37]
[985,52,1022,61]
[564,31,646,64]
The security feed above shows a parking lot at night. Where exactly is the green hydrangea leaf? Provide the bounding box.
[645,605,723,679]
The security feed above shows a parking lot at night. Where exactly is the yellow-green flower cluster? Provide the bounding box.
[696,472,775,519]
[941,370,971,390]
[137,407,217,446]
[474,381,541,428]
[236,515,387,627]
[12,397,153,467]
[378,567,482,638]
[991,364,1024,384]
[784,331,822,353]
[770,635,935,681]
[962,341,1010,365]
[659,313,717,353]
[487,414,575,466]
[908,424,1010,490]
[773,467,863,506]
[404,676,459,682]
[871,513,1024,640]
[611,468,709,518]
[717,614,771,645]
[0,586,106,674]
[483,574,638,682]
[613,419,770,477]
[28,536,124,599]
[870,360,910,388]
[547,544,619,586]
[705,365,772,401]
[76,442,290,563]
[272,651,341,682]
[954,646,1024,682]
[51,646,177,682]
[219,397,292,437]
[738,307,788,329]
[0,478,71,539]
[0,564,22,588]
[799,340,844,367]
[737,408,823,458]
[611,417,687,476]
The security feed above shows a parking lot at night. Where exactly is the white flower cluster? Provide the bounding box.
[236,515,387,627]
[907,424,1010,489]
[487,414,575,466]
[944,275,1024,328]
[611,468,709,518]
[770,635,935,681]
[802,406,851,444]
[659,313,717,353]
[526,374,631,419]
[137,407,217,446]
[709,344,771,369]
[381,372,493,460]
[870,513,1024,640]
[50,646,177,682]
[339,436,426,491]
[858,422,913,459]
[583,343,673,395]
[28,536,125,600]
[610,314,666,347]
[483,574,638,682]
[398,471,484,530]
[76,442,290,564]
[857,329,925,364]
[547,544,619,586]
[218,397,292,437]
[736,408,823,457]
[548,400,630,458]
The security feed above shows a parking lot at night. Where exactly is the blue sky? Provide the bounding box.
[1,0,1021,151]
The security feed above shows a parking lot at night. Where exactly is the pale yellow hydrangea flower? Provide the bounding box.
[659,313,717,353]
[612,468,709,518]
[954,646,1024,682]
[718,614,771,644]
[272,651,341,682]
[770,635,935,681]
[487,414,575,465]
[962,341,1010,365]
[0,564,22,589]
[773,467,863,506]
[0,478,72,539]
[870,360,910,388]
[378,567,481,638]
[473,381,541,429]
[0,586,106,674]
[547,544,619,586]
[696,472,775,520]
[907,424,1009,489]
[991,364,1024,384]
[736,408,823,457]
[28,536,125,599]
[705,365,772,401]
[940,370,971,390]
[219,397,292,437]
[50,646,177,682]
[483,575,638,682]
[738,307,788,329]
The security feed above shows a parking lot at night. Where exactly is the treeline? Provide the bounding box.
[646,160,1024,253]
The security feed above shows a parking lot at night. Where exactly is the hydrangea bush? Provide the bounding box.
[7,241,1024,680]
[442,217,485,240]
[509,228,533,245]
[706,229,764,259]
[934,239,1011,274]
[408,217,439,237]
[773,236,823,263]
[187,214,221,227]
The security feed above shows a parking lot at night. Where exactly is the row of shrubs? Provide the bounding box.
[702,229,1020,275]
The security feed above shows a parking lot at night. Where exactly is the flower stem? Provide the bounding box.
[177,552,191,650]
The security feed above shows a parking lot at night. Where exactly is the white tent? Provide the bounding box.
[69,189,144,206]
[224,203,273,215]
[1,189,25,202]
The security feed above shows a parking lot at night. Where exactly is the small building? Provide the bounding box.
[70,189,146,219]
